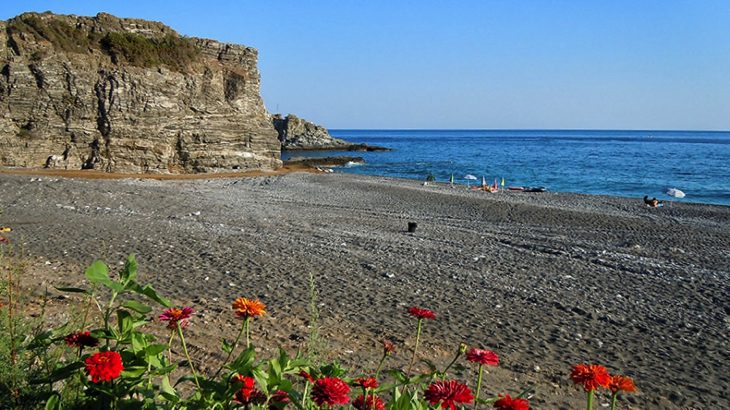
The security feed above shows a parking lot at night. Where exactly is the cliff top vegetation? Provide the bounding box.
[5,12,201,72]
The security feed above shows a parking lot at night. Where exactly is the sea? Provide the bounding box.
[282,130,730,207]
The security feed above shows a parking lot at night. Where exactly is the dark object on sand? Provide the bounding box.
[643,195,663,208]
[524,187,547,192]
[408,222,418,233]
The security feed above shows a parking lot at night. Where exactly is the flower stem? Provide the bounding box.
[167,330,175,362]
[474,364,484,410]
[407,318,423,376]
[213,317,247,379]
[245,317,251,348]
[177,324,201,390]
[374,352,388,379]
[586,390,594,410]
[610,392,618,410]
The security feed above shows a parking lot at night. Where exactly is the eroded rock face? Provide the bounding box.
[272,114,349,150]
[0,12,281,173]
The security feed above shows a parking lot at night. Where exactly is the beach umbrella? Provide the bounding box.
[464,174,477,187]
[665,188,686,198]
[481,176,487,189]
[450,173,455,186]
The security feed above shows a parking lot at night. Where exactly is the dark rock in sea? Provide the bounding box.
[273,114,390,152]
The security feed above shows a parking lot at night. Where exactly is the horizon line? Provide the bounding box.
[328,128,730,133]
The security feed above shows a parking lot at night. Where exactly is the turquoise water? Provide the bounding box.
[283,130,730,206]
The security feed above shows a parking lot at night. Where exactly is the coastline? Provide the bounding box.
[1,171,728,409]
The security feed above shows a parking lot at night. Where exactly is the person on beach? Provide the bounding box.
[643,195,663,208]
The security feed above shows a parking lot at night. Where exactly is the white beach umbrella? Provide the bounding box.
[464,174,477,187]
[665,188,686,198]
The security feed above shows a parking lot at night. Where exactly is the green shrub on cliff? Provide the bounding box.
[6,13,200,72]
[100,32,200,72]
[6,14,98,54]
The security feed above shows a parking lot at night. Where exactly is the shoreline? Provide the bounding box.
[1,171,728,409]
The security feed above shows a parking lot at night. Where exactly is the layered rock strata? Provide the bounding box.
[0,12,281,173]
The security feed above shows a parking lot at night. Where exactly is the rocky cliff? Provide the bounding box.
[0,12,281,173]
[273,114,390,151]
[272,113,348,150]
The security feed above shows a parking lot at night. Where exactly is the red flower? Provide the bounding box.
[159,306,194,330]
[408,306,437,320]
[85,351,124,383]
[494,394,530,410]
[570,364,611,392]
[311,377,351,407]
[0,236,8,244]
[298,370,315,383]
[424,380,474,410]
[64,331,99,348]
[232,297,266,319]
[232,375,266,405]
[382,339,396,355]
[466,348,499,366]
[353,393,385,410]
[354,376,378,389]
[269,390,290,409]
[609,375,637,394]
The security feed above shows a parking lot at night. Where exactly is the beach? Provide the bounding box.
[1,171,728,409]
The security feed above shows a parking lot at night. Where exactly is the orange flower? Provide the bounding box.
[609,375,637,394]
[232,297,266,319]
[382,339,396,355]
[570,364,611,392]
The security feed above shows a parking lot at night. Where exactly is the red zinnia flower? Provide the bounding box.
[424,380,474,410]
[85,351,124,383]
[159,306,194,330]
[609,375,637,394]
[408,306,437,320]
[354,376,378,389]
[0,236,8,244]
[494,394,530,410]
[64,331,99,348]
[570,364,611,392]
[232,297,266,319]
[232,375,266,405]
[466,348,499,366]
[311,377,351,407]
[353,393,385,410]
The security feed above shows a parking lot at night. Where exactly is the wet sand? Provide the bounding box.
[1,170,728,409]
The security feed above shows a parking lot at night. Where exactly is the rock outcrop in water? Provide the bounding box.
[273,114,390,152]
[0,12,281,173]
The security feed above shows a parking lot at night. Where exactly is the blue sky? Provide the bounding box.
[2,1,729,130]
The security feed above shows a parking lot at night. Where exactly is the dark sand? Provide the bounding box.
[1,171,728,409]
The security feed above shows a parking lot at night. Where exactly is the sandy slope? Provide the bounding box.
[1,171,728,409]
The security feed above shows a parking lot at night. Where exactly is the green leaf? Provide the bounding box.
[121,366,147,378]
[85,260,111,286]
[122,300,152,314]
[54,286,89,294]
[129,282,171,307]
[44,393,61,410]
[121,254,138,286]
[118,309,133,336]
[32,362,85,384]
[144,344,168,357]
[222,338,234,354]
[131,332,148,353]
